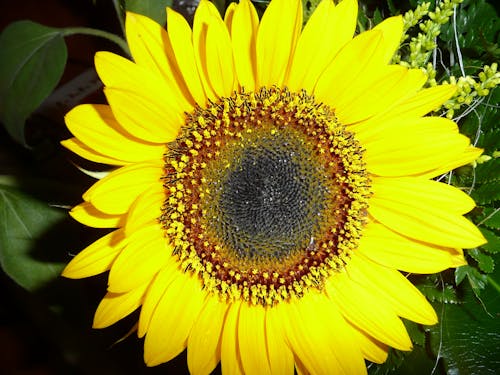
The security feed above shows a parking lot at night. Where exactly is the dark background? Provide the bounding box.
[1,0,499,374]
[0,1,196,374]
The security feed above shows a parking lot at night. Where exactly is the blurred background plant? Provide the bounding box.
[0,0,498,374]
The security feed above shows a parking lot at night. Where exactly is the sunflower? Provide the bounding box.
[62,0,486,373]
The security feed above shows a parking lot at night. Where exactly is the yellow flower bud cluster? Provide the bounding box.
[393,0,463,68]
[393,0,499,119]
[441,64,500,118]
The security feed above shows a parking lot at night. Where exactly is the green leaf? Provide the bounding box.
[368,349,406,375]
[461,88,500,139]
[125,0,173,25]
[471,181,500,205]
[391,346,436,375]
[469,248,495,273]
[372,8,384,25]
[418,279,459,304]
[440,0,500,57]
[0,21,67,145]
[480,207,500,230]
[403,320,425,347]
[0,185,66,291]
[429,253,500,374]
[479,227,500,253]
[455,265,468,285]
[456,264,488,298]
[386,0,398,16]
[481,129,500,154]
[474,158,500,184]
[368,346,436,375]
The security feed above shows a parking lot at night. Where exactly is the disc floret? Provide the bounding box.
[161,87,370,306]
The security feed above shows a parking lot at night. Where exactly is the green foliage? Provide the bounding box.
[468,248,495,273]
[403,320,426,346]
[455,265,489,298]
[417,275,460,304]
[389,0,500,118]
[461,85,500,137]
[427,253,500,374]
[368,346,437,375]
[471,181,500,205]
[440,0,500,61]
[0,21,67,145]
[474,158,500,184]
[0,185,66,290]
[124,0,173,25]
[478,207,500,230]
[480,228,500,253]
[371,257,500,374]
[368,349,406,375]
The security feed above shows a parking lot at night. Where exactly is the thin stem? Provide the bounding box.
[477,207,500,227]
[487,276,500,294]
[62,27,130,56]
[453,5,466,77]
[112,0,126,36]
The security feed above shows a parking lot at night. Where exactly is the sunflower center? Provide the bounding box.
[207,126,333,263]
[161,87,370,306]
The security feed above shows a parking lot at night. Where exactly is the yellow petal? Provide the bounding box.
[347,322,388,364]
[138,262,179,338]
[125,186,165,236]
[187,297,228,375]
[224,2,236,30]
[358,222,467,273]
[221,302,245,375]
[375,177,477,214]
[104,87,183,144]
[314,29,383,106]
[419,146,483,179]
[375,84,457,123]
[125,12,193,108]
[326,272,412,351]
[287,0,357,92]
[70,202,123,228]
[372,15,404,63]
[83,162,163,215]
[95,51,192,113]
[166,7,207,106]
[65,103,166,161]
[93,283,148,328]
[353,114,458,145]
[256,0,302,87]
[192,0,221,101]
[369,177,486,248]
[62,229,126,279]
[347,254,437,325]
[231,0,259,91]
[365,127,470,176]
[144,272,205,366]
[280,292,366,374]
[108,224,171,293]
[238,303,272,374]
[205,14,237,97]
[265,306,295,375]
[336,67,427,124]
[61,138,126,166]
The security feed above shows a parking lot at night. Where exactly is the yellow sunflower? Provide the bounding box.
[62,0,486,373]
